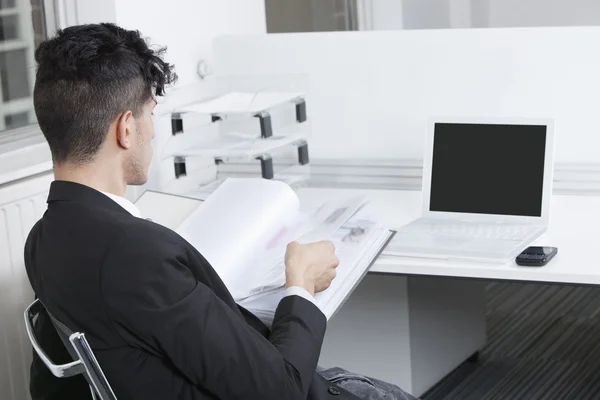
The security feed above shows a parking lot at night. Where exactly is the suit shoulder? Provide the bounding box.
[25,218,43,243]
[102,218,195,273]
[125,218,190,252]
[24,218,43,258]
[99,219,200,306]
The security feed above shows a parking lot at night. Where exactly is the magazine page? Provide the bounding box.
[233,195,370,301]
[175,178,300,300]
[315,217,390,318]
[297,196,368,243]
[240,207,390,325]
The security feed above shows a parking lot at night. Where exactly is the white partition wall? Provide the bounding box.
[213,27,600,166]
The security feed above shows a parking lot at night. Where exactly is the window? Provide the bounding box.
[0,0,52,134]
[265,0,359,33]
[366,0,600,31]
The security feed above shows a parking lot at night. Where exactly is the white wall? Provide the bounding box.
[214,27,600,164]
[113,0,266,87]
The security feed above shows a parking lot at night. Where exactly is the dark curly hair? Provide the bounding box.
[33,23,177,164]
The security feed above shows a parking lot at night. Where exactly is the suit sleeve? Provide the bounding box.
[100,233,326,400]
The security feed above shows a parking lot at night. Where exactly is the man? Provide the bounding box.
[25,23,418,400]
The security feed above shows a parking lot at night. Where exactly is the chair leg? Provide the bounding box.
[90,384,98,400]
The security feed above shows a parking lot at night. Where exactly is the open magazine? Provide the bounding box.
[172,178,393,323]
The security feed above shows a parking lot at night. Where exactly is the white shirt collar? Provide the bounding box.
[100,191,142,218]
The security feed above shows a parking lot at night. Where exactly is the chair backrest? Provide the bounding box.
[24,299,118,400]
[49,312,118,400]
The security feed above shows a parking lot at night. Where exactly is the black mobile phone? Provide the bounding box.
[516,246,558,266]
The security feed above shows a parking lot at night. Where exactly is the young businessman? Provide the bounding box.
[24,23,418,400]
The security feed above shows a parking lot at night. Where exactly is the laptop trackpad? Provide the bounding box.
[392,233,519,254]
[394,233,471,249]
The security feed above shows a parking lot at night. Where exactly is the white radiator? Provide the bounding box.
[0,173,52,400]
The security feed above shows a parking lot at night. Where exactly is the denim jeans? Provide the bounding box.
[318,367,420,400]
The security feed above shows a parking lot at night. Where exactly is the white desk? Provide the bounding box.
[297,187,600,397]
[298,188,600,284]
[139,186,600,397]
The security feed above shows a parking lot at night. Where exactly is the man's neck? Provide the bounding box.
[53,162,127,197]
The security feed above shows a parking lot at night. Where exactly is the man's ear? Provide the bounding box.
[116,111,134,149]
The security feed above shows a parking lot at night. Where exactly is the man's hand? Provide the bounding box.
[284,241,340,296]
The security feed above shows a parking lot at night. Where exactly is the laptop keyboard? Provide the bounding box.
[403,220,537,241]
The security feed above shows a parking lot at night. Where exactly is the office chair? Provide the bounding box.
[24,299,118,400]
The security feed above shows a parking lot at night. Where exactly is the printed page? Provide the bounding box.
[233,210,310,301]
[234,196,369,302]
[314,217,390,317]
[297,196,368,243]
[240,207,391,323]
[176,178,300,300]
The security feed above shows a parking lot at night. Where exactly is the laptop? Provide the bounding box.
[389,117,555,263]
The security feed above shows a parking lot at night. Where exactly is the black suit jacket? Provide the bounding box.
[24,181,359,400]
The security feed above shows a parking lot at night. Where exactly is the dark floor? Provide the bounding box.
[422,282,600,400]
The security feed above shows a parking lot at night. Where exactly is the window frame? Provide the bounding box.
[0,0,82,184]
[0,0,64,137]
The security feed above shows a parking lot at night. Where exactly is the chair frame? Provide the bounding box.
[24,299,118,400]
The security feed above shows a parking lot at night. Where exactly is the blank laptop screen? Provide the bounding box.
[429,123,547,217]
